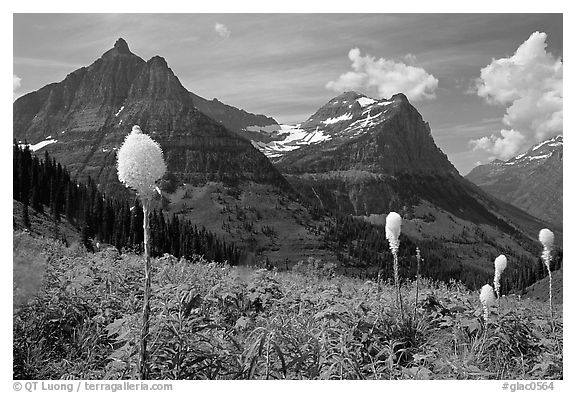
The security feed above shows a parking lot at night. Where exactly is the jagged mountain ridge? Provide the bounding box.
[246,92,456,176]
[13,38,289,196]
[189,92,278,135]
[466,135,563,225]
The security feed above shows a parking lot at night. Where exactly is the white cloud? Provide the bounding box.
[403,53,417,65]
[472,31,562,158]
[326,48,438,101]
[214,22,231,39]
[13,74,21,91]
[470,129,526,160]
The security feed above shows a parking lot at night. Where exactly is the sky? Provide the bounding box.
[13,13,563,175]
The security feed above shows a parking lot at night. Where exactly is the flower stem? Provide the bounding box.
[546,263,553,321]
[393,252,404,319]
[413,248,420,324]
[139,199,151,379]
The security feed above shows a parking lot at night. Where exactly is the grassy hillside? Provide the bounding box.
[164,181,333,266]
[13,231,562,380]
[523,268,563,305]
[13,200,81,245]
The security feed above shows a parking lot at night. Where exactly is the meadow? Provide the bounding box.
[13,231,562,380]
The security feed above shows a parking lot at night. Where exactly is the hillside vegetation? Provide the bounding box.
[13,231,562,380]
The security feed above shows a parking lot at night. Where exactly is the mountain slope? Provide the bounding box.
[13,38,288,197]
[251,92,559,284]
[466,135,563,225]
[13,38,330,267]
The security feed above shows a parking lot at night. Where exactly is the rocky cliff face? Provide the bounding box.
[13,38,289,196]
[275,92,458,176]
[466,135,563,225]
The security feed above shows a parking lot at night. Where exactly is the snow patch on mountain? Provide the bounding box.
[242,93,403,159]
[322,113,353,125]
[357,97,376,107]
[249,124,333,158]
[20,138,58,152]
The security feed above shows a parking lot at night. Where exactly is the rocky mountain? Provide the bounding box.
[261,92,516,223]
[246,92,456,175]
[13,38,288,196]
[13,38,332,266]
[246,91,560,282]
[466,135,563,226]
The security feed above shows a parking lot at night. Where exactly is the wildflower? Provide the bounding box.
[539,228,554,268]
[538,228,555,319]
[479,284,496,322]
[385,212,402,253]
[117,125,167,199]
[386,211,403,318]
[117,125,166,379]
[493,254,507,298]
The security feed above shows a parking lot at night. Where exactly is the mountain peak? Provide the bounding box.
[332,91,365,101]
[148,55,168,67]
[114,38,130,53]
[391,92,409,103]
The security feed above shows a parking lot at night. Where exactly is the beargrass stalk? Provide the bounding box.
[539,228,555,320]
[479,284,496,323]
[386,212,403,319]
[117,125,166,379]
[493,254,507,316]
[413,247,421,323]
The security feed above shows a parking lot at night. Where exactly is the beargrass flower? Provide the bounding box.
[493,254,507,298]
[385,212,402,254]
[538,228,555,319]
[117,125,166,379]
[386,212,404,318]
[539,228,554,268]
[117,125,167,199]
[479,284,496,322]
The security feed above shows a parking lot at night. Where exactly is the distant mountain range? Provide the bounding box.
[466,135,563,226]
[13,38,560,290]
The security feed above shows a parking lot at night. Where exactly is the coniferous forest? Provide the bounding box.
[13,142,242,265]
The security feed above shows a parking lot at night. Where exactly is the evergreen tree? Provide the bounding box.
[22,203,31,228]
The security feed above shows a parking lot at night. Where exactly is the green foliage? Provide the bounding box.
[13,232,563,380]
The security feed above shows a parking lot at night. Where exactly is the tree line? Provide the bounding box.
[13,142,242,265]
[322,213,562,292]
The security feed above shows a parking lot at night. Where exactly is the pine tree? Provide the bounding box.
[22,203,31,228]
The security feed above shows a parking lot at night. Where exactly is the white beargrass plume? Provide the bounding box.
[493,254,507,317]
[117,125,166,379]
[479,284,496,322]
[493,255,507,298]
[386,212,404,318]
[117,125,167,198]
[538,228,555,319]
